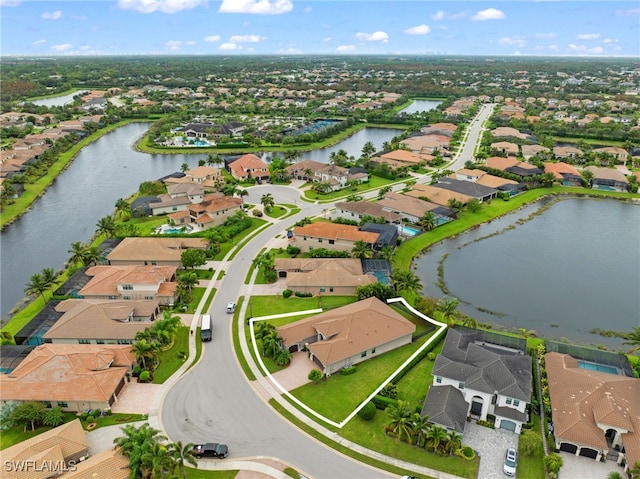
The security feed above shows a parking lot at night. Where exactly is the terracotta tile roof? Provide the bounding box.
[490,127,529,140]
[279,259,376,288]
[278,297,415,367]
[293,222,379,243]
[43,299,157,341]
[404,184,472,206]
[379,149,426,164]
[0,344,134,404]
[485,156,519,171]
[378,190,448,216]
[79,265,177,297]
[545,352,640,467]
[475,174,518,188]
[106,237,207,264]
[586,166,629,183]
[229,153,269,178]
[544,162,580,179]
[334,201,402,223]
[63,448,130,479]
[0,419,88,479]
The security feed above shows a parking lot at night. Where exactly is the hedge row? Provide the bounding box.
[390,326,448,384]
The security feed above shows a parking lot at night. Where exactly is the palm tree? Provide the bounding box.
[426,424,448,454]
[141,441,176,479]
[411,413,431,447]
[378,185,392,199]
[581,168,594,187]
[113,423,167,479]
[378,244,395,261]
[115,198,131,219]
[68,241,87,267]
[419,211,437,231]
[628,461,640,479]
[40,267,58,290]
[132,339,159,370]
[24,272,48,302]
[260,193,275,212]
[167,441,197,479]
[444,430,463,455]
[177,271,199,294]
[436,297,460,327]
[351,240,374,259]
[180,162,189,173]
[622,326,640,354]
[82,245,103,266]
[385,400,414,443]
[391,269,423,297]
[261,329,282,358]
[96,216,116,237]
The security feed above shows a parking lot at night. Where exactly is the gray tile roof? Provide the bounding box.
[433,329,532,402]
[421,385,468,433]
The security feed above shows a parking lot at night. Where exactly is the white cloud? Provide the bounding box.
[204,35,221,42]
[165,40,182,51]
[220,42,239,50]
[615,8,640,16]
[588,46,604,54]
[498,36,525,47]
[576,33,600,40]
[603,38,619,44]
[536,32,557,39]
[0,0,21,6]
[472,8,505,21]
[322,36,332,42]
[117,0,207,14]
[403,24,430,35]
[432,10,444,21]
[568,44,586,51]
[50,43,72,52]
[42,10,62,20]
[356,31,389,43]
[336,44,356,53]
[186,40,196,45]
[219,0,293,15]
[79,45,91,51]
[278,47,302,54]
[33,39,47,46]
[229,34,263,43]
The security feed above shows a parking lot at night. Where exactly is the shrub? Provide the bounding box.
[379,383,398,399]
[372,395,398,410]
[253,209,263,217]
[294,291,313,297]
[282,289,293,298]
[286,245,300,255]
[456,446,476,460]
[139,370,151,382]
[339,366,356,376]
[307,369,322,384]
[357,401,377,420]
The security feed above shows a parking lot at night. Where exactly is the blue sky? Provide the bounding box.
[1,0,638,57]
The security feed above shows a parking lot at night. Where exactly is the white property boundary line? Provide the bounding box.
[249,297,447,429]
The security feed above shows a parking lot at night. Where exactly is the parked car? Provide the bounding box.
[503,447,517,476]
[226,301,236,313]
[192,443,228,459]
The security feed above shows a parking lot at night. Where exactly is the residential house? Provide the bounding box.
[586,166,629,192]
[373,149,431,166]
[276,297,416,375]
[490,127,530,141]
[78,265,178,306]
[182,122,212,138]
[149,184,206,216]
[428,328,532,433]
[553,146,583,161]
[314,164,369,191]
[454,169,524,196]
[291,222,379,254]
[421,384,469,434]
[0,419,89,479]
[332,201,402,224]
[545,351,640,471]
[164,166,223,190]
[593,146,629,163]
[521,144,551,160]
[274,258,376,296]
[485,157,543,178]
[63,448,130,479]
[544,162,583,186]
[421,123,458,137]
[359,223,399,250]
[0,344,135,412]
[188,194,243,229]
[285,159,325,181]
[490,141,519,157]
[378,191,456,224]
[227,154,270,182]
[42,299,160,345]
[106,237,208,267]
[404,183,471,207]
[433,178,499,203]
[401,133,451,156]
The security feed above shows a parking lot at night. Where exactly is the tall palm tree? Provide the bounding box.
[351,240,374,259]
[167,441,197,479]
[436,297,460,327]
[260,193,275,212]
[68,241,87,267]
[40,267,58,290]
[444,430,463,455]
[180,162,189,173]
[411,413,431,447]
[384,400,414,443]
[113,423,167,479]
[391,269,423,297]
[177,271,199,294]
[115,198,131,219]
[96,216,116,237]
[132,339,159,370]
[378,244,395,261]
[141,441,175,479]
[82,245,103,266]
[24,272,48,302]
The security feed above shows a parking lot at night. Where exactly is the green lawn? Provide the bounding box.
[153,326,190,383]
[302,175,400,201]
[395,340,444,408]
[290,332,437,423]
[215,218,268,260]
[185,468,238,479]
[265,206,287,218]
[517,414,546,479]
[247,295,357,317]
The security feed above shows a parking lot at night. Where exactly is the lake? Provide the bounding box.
[414,197,640,349]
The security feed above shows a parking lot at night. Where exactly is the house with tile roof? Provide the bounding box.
[0,344,135,412]
[226,153,270,182]
[553,146,584,160]
[545,352,640,472]
[490,141,519,157]
[106,237,208,267]
[429,328,532,434]
[377,191,456,224]
[79,265,177,306]
[291,222,379,254]
[401,133,451,156]
[285,159,325,181]
[276,297,415,375]
[332,201,402,224]
[374,149,431,166]
[63,448,130,479]
[42,299,159,344]
[187,194,243,229]
[0,419,89,479]
[544,162,583,186]
[593,146,629,162]
[453,168,523,195]
[421,384,469,434]
[164,166,224,190]
[274,258,376,296]
[586,166,629,192]
[433,178,499,203]
[404,183,471,208]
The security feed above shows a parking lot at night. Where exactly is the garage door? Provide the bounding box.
[579,448,598,459]
[560,443,578,454]
[500,420,517,432]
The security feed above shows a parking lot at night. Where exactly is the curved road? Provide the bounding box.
[161,104,495,478]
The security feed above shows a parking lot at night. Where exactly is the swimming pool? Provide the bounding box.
[372,271,390,284]
[577,360,619,375]
[398,225,421,236]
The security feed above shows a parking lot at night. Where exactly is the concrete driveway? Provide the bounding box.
[559,452,625,478]
[462,422,519,479]
[270,351,317,391]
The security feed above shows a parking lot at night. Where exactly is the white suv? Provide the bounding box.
[226,301,236,313]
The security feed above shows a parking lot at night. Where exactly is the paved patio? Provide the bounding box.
[462,422,519,479]
[111,381,162,414]
[270,351,317,392]
[559,451,625,478]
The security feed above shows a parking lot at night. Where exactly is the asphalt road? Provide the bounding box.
[160,105,495,479]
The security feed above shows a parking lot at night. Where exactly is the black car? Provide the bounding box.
[192,443,228,459]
